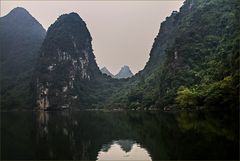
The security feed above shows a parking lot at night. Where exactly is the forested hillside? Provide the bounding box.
[34,13,126,110]
[0,7,46,110]
[1,0,239,111]
[107,0,239,110]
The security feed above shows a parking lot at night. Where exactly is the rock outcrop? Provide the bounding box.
[35,13,101,110]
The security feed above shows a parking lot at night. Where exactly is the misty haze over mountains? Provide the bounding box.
[1,1,185,74]
[1,1,239,160]
[0,0,239,112]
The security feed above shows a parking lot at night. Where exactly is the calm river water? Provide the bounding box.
[1,110,238,160]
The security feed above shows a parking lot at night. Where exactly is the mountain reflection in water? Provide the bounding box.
[97,140,151,161]
[1,110,238,160]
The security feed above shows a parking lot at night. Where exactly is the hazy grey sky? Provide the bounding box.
[1,1,184,74]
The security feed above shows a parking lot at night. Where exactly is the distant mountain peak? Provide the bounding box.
[114,65,133,79]
[100,65,133,79]
[122,65,131,70]
[100,67,113,77]
[7,7,30,17]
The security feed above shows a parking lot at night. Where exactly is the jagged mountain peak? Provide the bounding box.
[114,65,133,79]
[60,12,82,19]
[100,66,133,79]
[54,12,85,25]
[100,67,113,77]
[101,67,108,70]
[119,65,132,73]
[121,65,131,70]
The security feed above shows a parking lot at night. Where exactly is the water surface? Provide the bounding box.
[1,110,238,160]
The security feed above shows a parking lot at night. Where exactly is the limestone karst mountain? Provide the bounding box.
[100,66,133,79]
[100,67,114,77]
[35,12,103,110]
[1,0,239,111]
[0,7,46,109]
[114,65,133,79]
[1,3,238,160]
[35,12,125,110]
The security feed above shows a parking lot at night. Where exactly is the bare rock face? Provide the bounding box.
[35,13,100,110]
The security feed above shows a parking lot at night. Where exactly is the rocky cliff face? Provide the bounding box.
[35,13,101,110]
[0,7,46,109]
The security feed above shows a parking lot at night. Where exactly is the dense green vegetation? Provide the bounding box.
[0,7,46,110]
[1,2,238,159]
[34,13,127,110]
[1,0,239,111]
[106,0,240,110]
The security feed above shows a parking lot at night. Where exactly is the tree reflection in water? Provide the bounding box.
[1,110,238,160]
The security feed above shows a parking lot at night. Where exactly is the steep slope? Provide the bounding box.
[114,65,133,79]
[100,67,114,77]
[108,0,239,110]
[35,13,125,110]
[35,13,99,110]
[154,0,239,109]
[0,7,46,110]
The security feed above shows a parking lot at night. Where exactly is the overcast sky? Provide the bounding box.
[1,1,184,74]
